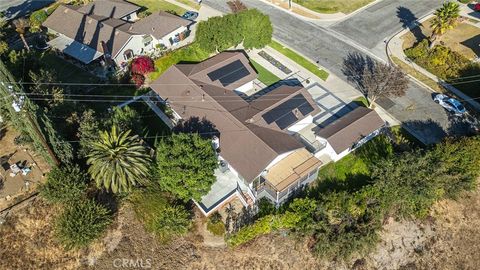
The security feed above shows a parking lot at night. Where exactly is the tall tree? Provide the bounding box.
[87,126,151,193]
[107,106,142,135]
[13,18,30,51]
[0,17,8,55]
[155,133,218,201]
[430,1,460,48]
[343,53,408,108]
[28,69,65,109]
[77,109,101,158]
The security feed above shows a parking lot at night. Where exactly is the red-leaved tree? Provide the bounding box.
[131,56,154,75]
[131,73,145,88]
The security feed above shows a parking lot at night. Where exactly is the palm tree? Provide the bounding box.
[13,18,30,51]
[87,126,151,193]
[429,1,460,48]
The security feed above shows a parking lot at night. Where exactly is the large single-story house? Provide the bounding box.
[148,51,386,216]
[150,51,324,215]
[42,0,192,68]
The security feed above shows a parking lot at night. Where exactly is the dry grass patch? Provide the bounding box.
[0,200,82,270]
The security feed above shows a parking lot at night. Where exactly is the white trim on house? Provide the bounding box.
[234,81,254,94]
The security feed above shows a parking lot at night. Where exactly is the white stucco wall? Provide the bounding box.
[158,26,189,47]
[113,34,156,67]
[121,12,139,22]
[234,81,254,94]
[287,115,313,133]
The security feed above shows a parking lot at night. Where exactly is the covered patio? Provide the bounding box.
[257,149,322,204]
[48,35,104,64]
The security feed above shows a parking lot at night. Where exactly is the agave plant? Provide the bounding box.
[87,126,150,193]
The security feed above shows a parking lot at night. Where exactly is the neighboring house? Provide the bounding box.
[150,51,324,216]
[314,107,385,161]
[42,0,192,68]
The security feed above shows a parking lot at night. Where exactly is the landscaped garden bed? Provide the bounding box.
[250,59,281,86]
[405,40,480,99]
[258,50,292,75]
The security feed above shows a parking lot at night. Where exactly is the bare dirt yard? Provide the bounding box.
[1,186,480,270]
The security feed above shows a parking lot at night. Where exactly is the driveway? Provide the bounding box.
[203,0,466,144]
[0,0,54,20]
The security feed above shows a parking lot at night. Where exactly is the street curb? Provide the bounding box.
[257,0,385,22]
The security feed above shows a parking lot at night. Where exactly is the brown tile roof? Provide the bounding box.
[43,5,132,57]
[129,11,191,40]
[315,107,385,154]
[77,0,140,19]
[150,52,320,182]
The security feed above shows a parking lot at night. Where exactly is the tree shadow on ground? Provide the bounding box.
[173,116,220,139]
[342,52,375,93]
[454,64,480,99]
[397,6,425,44]
[401,119,446,145]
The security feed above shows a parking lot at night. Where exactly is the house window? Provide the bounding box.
[123,49,134,60]
[142,35,153,47]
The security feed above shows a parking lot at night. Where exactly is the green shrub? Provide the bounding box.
[227,211,301,246]
[195,9,272,53]
[55,199,112,249]
[40,165,89,204]
[130,191,192,242]
[256,197,276,218]
[29,10,48,33]
[207,220,225,236]
[405,39,480,98]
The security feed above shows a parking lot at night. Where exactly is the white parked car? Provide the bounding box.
[433,93,466,116]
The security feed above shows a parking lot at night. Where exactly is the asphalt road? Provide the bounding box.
[330,0,440,49]
[203,0,468,144]
[0,0,53,20]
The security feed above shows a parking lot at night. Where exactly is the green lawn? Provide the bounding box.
[129,0,187,15]
[318,154,369,181]
[269,41,329,81]
[293,0,374,14]
[149,43,210,80]
[175,0,200,10]
[250,60,281,86]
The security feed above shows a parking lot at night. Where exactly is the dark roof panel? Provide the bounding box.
[275,112,298,130]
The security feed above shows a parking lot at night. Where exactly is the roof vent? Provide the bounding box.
[64,8,69,13]
[88,18,93,24]
[115,30,119,36]
[151,27,155,32]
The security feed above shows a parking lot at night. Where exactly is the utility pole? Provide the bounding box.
[0,60,60,166]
